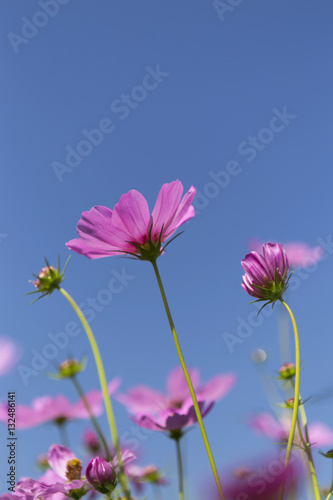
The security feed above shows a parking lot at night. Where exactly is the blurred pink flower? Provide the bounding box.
[0,337,21,376]
[249,239,324,268]
[117,366,236,433]
[66,180,196,261]
[127,464,167,493]
[207,455,300,500]
[0,379,120,429]
[16,445,86,499]
[248,412,333,448]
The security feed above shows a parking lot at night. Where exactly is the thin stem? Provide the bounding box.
[58,288,131,500]
[175,437,184,500]
[152,261,225,500]
[290,381,321,500]
[278,300,301,500]
[72,375,111,460]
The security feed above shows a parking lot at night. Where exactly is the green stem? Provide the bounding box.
[152,261,225,500]
[72,375,111,460]
[59,288,131,500]
[290,380,321,500]
[175,437,184,500]
[278,300,301,500]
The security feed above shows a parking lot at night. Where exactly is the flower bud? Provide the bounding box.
[28,256,70,302]
[241,243,290,306]
[319,449,333,459]
[279,363,296,380]
[86,457,116,493]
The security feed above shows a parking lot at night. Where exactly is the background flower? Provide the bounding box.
[117,366,236,433]
[0,337,21,377]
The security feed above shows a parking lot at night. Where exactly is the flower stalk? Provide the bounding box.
[58,288,132,500]
[151,260,225,500]
[71,375,111,461]
[278,299,301,500]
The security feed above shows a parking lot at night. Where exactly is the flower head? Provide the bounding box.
[117,366,235,435]
[48,358,87,380]
[249,239,323,268]
[207,455,300,500]
[248,412,333,448]
[28,256,69,302]
[241,243,290,306]
[16,445,87,499]
[127,464,167,493]
[86,457,116,494]
[278,362,296,380]
[0,379,120,429]
[66,180,196,262]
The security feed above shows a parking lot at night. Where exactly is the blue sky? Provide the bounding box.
[1,1,333,498]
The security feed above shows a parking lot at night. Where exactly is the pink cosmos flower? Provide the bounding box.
[0,379,120,429]
[249,239,324,268]
[117,367,236,434]
[15,444,135,499]
[248,412,333,448]
[0,337,21,376]
[126,464,167,493]
[16,445,86,499]
[241,243,289,302]
[207,456,300,500]
[66,180,196,261]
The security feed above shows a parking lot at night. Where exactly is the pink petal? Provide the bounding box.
[111,190,150,245]
[151,181,184,239]
[248,413,286,441]
[166,366,201,402]
[48,444,76,480]
[0,337,21,376]
[162,185,196,240]
[308,422,333,447]
[116,386,166,414]
[197,373,236,402]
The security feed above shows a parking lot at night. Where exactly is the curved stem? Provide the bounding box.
[59,288,131,500]
[72,375,111,460]
[290,380,321,500]
[175,437,184,500]
[152,261,225,500]
[278,299,301,500]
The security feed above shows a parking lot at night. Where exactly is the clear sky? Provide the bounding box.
[1,1,333,498]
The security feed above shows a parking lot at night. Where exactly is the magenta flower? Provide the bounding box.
[117,366,235,434]
[0,379,120,429]
[0,337,21,377]
[249,239,323,268]
[241,243,290,304]
[207,456,300,500]
[66,180,196,261]
[16,445,86,499]
[248,412,333,448]
[86,457,116,493]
